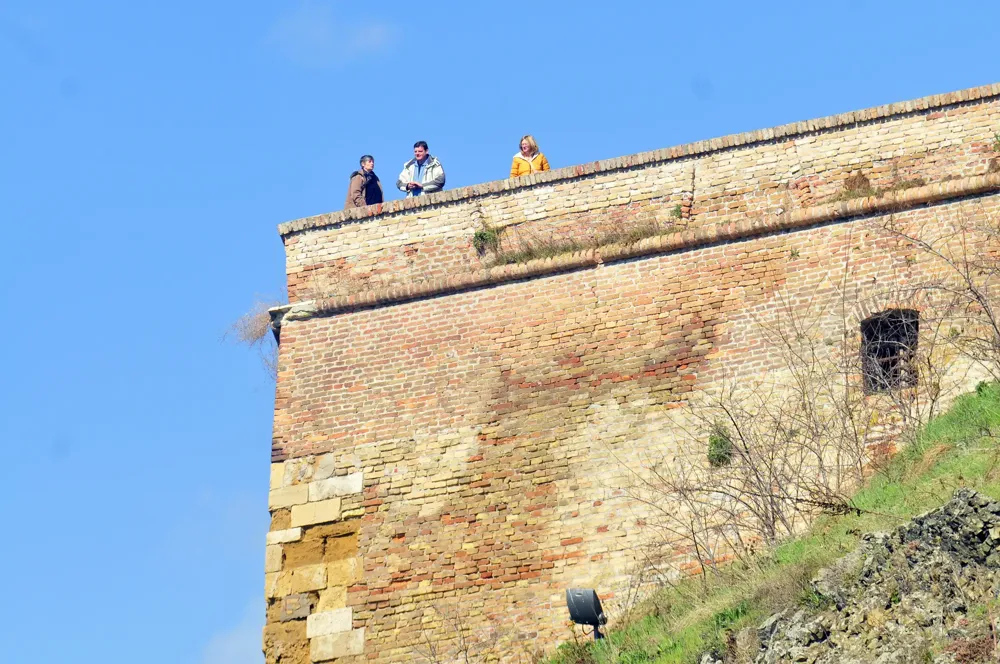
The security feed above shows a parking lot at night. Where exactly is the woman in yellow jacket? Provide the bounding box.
[510,134,550,178]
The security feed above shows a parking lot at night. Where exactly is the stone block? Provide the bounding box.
[265,545,283,573]
[270,462,286,490]
[310,628,365,662]
[306,608,352,637]
[269,484,309,510]
[277,564,328,596]
[323,533,358,562]
[289,564,328,594]
[327,557,362,585]
[291,499,342,528]
[264,572,279,599]
[308,473,363,501]
[283,536,326,568]
[279,593,316,622]
[284,457,315,486]
[317,586,347,611]
[267,528,303,545]
[263,621,308,664]
[313,453,338,481]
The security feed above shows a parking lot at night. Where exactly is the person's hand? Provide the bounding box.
[407,182,421,190]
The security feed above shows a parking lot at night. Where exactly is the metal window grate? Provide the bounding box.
[861,309,919,393]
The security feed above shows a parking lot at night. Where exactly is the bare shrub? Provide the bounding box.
[878,203,1000,382]
[227,299,282,380]
[943,634,995,663]
[621,275,959,585]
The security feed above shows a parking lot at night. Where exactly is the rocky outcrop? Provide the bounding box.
[715,489,1000,663]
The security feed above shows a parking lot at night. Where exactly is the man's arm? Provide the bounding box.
[346,174,364,208]
[421,165,446,193]
[396,165,410,192]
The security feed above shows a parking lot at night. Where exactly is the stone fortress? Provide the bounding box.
[262,83,1000,663]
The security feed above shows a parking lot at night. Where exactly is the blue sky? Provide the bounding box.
[1,1,997,662]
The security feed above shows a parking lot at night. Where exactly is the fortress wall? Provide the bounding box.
[278,86,1000,303]
[266,190,1000,663]
[264,84,1000,663]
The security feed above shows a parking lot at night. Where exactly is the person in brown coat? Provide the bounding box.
[344,155,384,209]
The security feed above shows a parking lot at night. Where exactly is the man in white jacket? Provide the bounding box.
[396,141,446,197]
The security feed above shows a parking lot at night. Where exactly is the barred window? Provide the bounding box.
[861,309,919,393]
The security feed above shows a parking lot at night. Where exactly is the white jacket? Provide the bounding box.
[396,155,446,197]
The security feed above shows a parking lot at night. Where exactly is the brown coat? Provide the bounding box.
[345,171,383,209]
[345,172,367,209]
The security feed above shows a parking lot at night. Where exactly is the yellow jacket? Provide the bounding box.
[510,152,550,178]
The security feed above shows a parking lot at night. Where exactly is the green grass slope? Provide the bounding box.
[548,382,1000,664]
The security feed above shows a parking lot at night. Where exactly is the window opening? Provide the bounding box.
[861,309,919,393]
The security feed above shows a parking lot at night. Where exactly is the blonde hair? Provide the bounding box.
[519,134,539,156]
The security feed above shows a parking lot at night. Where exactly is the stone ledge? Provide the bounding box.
[266,528,303,545]
[270,173,1000,325]
[277,82,1000,238]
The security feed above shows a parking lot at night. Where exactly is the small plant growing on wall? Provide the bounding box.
[670,204,683,220]
[472,226,501,256]
[993,131,1000,152]
[835,172,877,201]
[707,423,734,467]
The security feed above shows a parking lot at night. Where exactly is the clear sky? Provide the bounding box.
[1,1,997,662]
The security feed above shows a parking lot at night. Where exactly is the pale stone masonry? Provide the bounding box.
[264,84,1000,663]
[265,465,365,662]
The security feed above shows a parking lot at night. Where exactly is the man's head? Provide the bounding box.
[360,155,374,172]
[413,141,429,162]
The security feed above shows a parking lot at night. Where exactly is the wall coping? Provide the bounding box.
[270,173,1000,327]
[277,82,1000,238]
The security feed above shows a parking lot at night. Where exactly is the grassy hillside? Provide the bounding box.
[548,382,1000,664]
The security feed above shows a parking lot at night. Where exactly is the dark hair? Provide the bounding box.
[360,155,374,166]
[413,141,429,150]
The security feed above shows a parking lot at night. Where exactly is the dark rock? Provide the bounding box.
[747,489,1000,663]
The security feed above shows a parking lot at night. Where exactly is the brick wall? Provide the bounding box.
[264,84,1000,663]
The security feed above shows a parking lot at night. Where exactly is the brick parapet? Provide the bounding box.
[278,83,1000,304]
[278,83,1000,237]
[271,173,1000,324]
